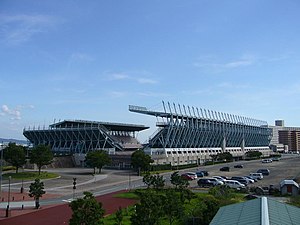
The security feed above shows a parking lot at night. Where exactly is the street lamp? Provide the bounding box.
[6,176,11,217]
[0,143,3,199]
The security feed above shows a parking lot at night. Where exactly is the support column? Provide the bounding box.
[222,136,226,152]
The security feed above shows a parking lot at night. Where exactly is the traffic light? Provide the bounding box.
[73,178,77,189]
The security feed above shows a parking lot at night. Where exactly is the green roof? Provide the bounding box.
[210,197,300,225]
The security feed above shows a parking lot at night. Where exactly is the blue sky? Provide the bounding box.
[1,0,300,142]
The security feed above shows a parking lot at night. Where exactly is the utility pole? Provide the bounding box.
[6,176,11,217]
[0,142,4,199]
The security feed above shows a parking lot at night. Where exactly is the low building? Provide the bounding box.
[280,180,299,196]
[269,120,300,153]
[210,197,300,225]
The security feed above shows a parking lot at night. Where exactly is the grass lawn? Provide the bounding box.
[113,191,139,200]
[2,171,59,180]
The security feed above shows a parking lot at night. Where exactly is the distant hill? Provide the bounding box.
[0,138,28,145]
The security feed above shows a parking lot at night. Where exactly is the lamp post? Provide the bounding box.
[21,178,24,193]
[0,143,3,199]
[6,176,11,217]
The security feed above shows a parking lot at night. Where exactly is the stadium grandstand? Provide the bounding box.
[23,120,148,168]
[129,101,273,166]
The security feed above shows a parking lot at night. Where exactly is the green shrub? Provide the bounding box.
[150,164,172,171]
[2,166,16,171]
[171,163,198,170]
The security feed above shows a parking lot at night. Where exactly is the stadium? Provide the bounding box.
[23,120,148,168]
[23,101,273,167]
[129,101,273,166]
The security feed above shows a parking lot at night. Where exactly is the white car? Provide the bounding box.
[224,180,245,189]
[212,176,227,182]
[262,159,272,163]
[249,172,263,180]
[245,175,258,182]
[207,178,224,186]
[243,176,255,184]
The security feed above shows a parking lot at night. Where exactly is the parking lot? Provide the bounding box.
[185,154,300,189]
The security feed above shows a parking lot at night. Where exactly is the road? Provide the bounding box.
[1,154,299,203]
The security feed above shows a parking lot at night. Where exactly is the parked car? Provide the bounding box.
[224,180,245,189]
[212,176,227,182]
[198,170,209,176]
[220,175,230,180]
[257,169,270,176]
[207,178,224,186]
[262,159,272,163]
[272,157,280,161]
[244,175,258,182]
[231,176,249,186]
[234,164,244,168]
[197,178,215,188]
[181,173,194,180]
[184,172,197,180]
[243,176,255,184]
[195,171,205,177]
[255,186,270,195]
[220,166,230,172]
[249,172,263,180]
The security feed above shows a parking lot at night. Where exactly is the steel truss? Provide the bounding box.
[129,101,272,149]
[23,122,123,154]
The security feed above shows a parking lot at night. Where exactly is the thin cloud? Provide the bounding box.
[1,104,21,120]
[109,73,130,80]
[217,82,249,89]
[138,91,170,97]
[0,14,59,45]
[70,53,94,63]
[193,55,256,72]
[108,91,128,98]
[137,78,157,84]
[223,59,253,68]
[104,71,158,84]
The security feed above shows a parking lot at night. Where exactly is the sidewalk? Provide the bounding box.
[0,190,137,225]
[0,191,63,218]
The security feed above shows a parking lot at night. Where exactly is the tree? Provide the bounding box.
[185,195,220,225]
[170,171,189,189]
[28,178,46,209]
[209,154,218,164]
[152,173,165,190]
[114,206,123,225]
[69,191,105,225]
[30,145,53,175]
[3,142,26,173]
[131,150,154,175]
[131,190,165,225]
[217,152,233,162]
[246,150,262,159]
[142,172,165,190]
[163,188,185,225]
[143,172,154,188]
[85,150,112,174]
